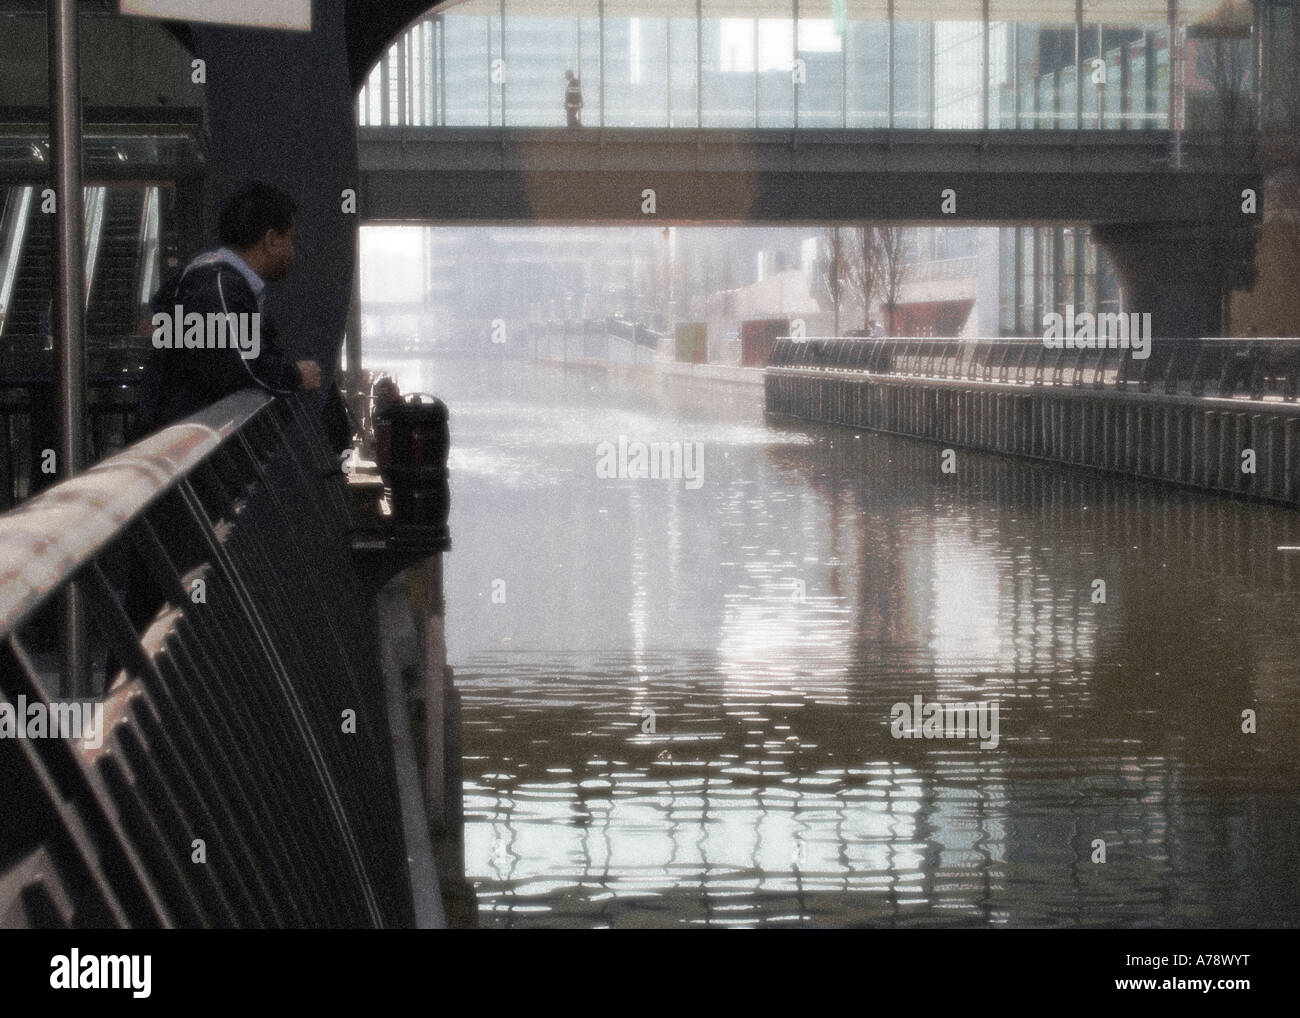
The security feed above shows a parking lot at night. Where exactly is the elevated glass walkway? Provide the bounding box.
[356,0,1259,133]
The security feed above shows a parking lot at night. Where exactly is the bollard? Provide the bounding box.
[378,393,452,547]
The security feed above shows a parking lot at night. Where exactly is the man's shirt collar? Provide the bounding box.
[213,247,266,300]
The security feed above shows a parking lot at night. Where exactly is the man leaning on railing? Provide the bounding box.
[131,181,323,439]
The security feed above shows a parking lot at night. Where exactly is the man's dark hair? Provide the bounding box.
[218,182,297,248]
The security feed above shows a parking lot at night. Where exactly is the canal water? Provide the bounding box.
[377,356,1300,929]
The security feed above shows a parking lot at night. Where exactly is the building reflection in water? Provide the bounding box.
[385,360,1300,927]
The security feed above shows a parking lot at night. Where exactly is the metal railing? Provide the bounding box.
[0,389,418,927]
[768,336,1300,402]
[0,362,143,511]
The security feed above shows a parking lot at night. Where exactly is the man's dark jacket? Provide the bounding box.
[134,252,301,437]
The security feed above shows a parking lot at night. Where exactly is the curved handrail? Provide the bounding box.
[0,387,272,639]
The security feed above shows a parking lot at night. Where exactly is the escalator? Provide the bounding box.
[86,187,146,345]
[0,184,158,514]
[1,189,55,371]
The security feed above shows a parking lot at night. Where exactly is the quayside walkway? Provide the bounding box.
[765,336,1300,508]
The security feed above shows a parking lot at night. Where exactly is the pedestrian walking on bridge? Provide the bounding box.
[565,70,583,127]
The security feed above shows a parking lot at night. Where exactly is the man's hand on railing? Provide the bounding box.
[296,359,323,392]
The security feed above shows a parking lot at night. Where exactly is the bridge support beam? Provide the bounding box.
[1092,223,1242,339]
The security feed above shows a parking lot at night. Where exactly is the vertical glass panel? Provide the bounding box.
[988,20,1011,128]
[1080,228,1097,309]
[412,21,424,126]
[405,29,415,124]
[991,2,1076,130]
[504,7,577,126]
[1015,25,1036,128]
[1080,25,1102,127]
[442,1,494,125]
[1151,27,1170,128]
[1081,5,1178,130]
[1039,228,1055,317]
[1036,71,1055,129]
[702,7,755,126]
[387,47,401,125]
[1127,34,1149,127]
[999,228,1015,335]
[758,16,794,127]
[583,4,603,126]
[1060,62,1078,127]
[1103,41,1124,128]
[844,1,888,128]
[365,62,382,126]
[795,3,842,128]
[1062,225,1076,306]
[669,12,699,127]
[489,9,504,124]
[605,3,672,127]
[1018,227,1035,333]
[925,0,984,129]
[891,16,933,127]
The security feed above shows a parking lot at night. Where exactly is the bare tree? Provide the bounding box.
[842,225,881,332]
[814,227,847,335]
[876,225,908,336]
[1195,6,1268,301]
[1192,8,1253,146]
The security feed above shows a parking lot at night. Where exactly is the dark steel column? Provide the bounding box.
[49,0,89,698]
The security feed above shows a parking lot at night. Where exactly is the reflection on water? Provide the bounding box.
[377,357,1300,928]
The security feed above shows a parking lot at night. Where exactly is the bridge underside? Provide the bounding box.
[359,128,1258,226]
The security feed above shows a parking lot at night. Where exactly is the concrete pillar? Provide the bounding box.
[1092,223,1239,340]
